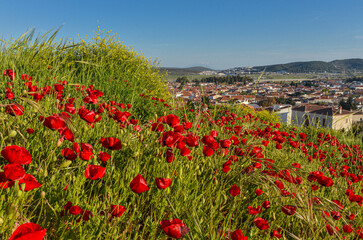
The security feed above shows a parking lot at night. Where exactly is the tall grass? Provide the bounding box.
[1,29,362,240]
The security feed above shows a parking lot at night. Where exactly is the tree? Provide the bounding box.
[340,96,357,111]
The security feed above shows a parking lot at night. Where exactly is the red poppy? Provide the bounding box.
[156,178,172,189]
[230,184,241,197]
[26,128,35,134]
[166,114,180,127]
[272,228,282,238]
[8,222,46,240]
[0,171,14,189]
[84,165,106,180]
[166,149,175,163]
[43,115,66,130]
[130,174,149,193]
[220,139,232,148]
[326,224,338,235]
[262,200,270,209]
[4,69,16,80]
[160,219,189,239]
[3,164,25,181]
[343,224,353,233]
[80,150,93,161]
[281,205,297,215]
[18,174,42,191]
[248,206,262,215]
[98,152,111,163]
[201,136,219,149]
[180,147,191,157]
[254,218,270,230]
[110,204,126,218]
[203,146,214,157]
[151,122,165,132]
[5,103,24,116]
[61,148,77,160]
[255,189,263,196]
[317,175,334,187]
[231,229,248,240]
[78,107,101,124]
[1,145,32,165]
[69,205,82,215]
[58,128,74,142]
[100,137,122,150]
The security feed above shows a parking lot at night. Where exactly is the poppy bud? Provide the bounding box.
[6,203,15,217]
[8,130,17,138]
[60,160,73,168]
[41,191,46,199]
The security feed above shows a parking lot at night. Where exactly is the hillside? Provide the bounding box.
[158,66,215,75]
[252,58,363,73]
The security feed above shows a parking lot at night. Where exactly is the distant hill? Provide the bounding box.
[158,66,215,76]
[252,58,363,73]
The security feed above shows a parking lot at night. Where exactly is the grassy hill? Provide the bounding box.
[253,58,363,73]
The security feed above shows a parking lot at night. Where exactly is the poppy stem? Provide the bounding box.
[162,191,179,218]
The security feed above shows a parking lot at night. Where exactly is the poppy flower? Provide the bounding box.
[343,224,353,233]
[231,229,248,240]
[98,152,111,163]
[78,107,101,124]
[110,204,126,218]
[62,148,77,160]
[255,189,263,196]
[18,174,42,191]
[220,139,232,148]
[201,136,219,149]
[248,206,262,215]
[26,128,35,134]
[58,128,74,142]
[0,172,14,189]
[166,114,180,127]
[317,176,334,187]
[1,145,32,165]
[160,219,189,239]
[203,146,214,157]
[3,164,25,181]
[230,184,241,197]
[254,218,270,230]
[80,150,93,161]
[156,178,171,189]
[151,122,165,132]
[180,147,191,157]
[186,134,199,147]
[130,174,149,193]
[271,228,282,238]
[5,103,24,116]
[69,205,82,215]
[100,137,122,150]
[325,224,338,235]
[8,222,46,240]
[84,165,106,180]
[43,115,66,130]
[281,205,297,215]
[166,149,175,163]
[262,200,270,209]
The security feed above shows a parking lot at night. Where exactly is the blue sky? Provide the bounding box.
[1,0,363,69]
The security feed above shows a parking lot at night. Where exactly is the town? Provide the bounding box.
[168,72,363,131]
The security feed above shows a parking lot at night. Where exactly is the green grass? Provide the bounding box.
[1,29,363,240]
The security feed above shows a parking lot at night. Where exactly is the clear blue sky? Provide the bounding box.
[2,0,363,69]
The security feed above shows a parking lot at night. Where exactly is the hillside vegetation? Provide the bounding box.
[253,58,363,73]
[1,29,363,240]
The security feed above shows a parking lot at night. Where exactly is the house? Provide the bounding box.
[292,104,354,130]
[272,104,292,124]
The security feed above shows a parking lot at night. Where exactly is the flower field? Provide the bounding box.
[1,30,363,239]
